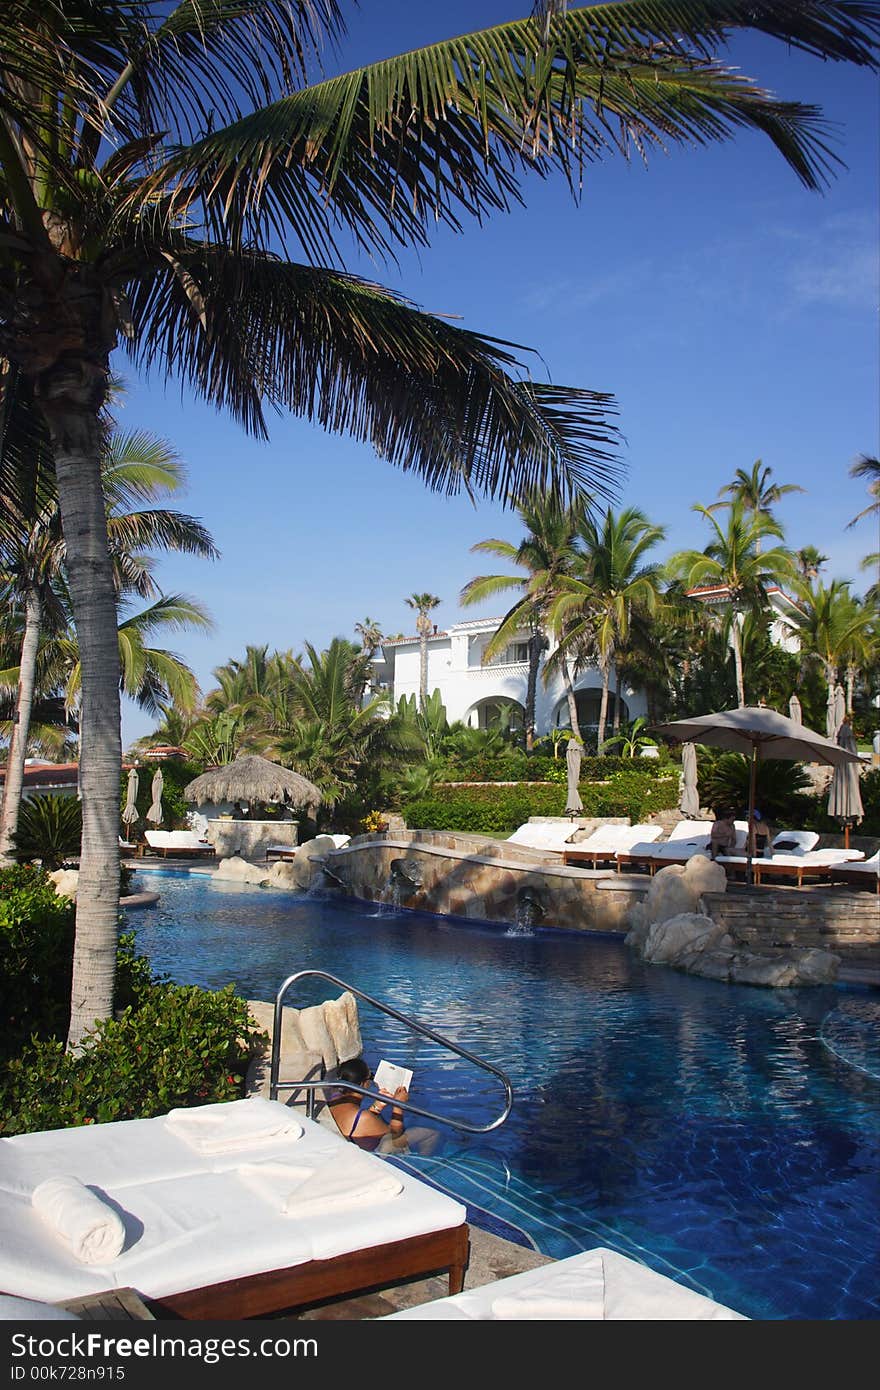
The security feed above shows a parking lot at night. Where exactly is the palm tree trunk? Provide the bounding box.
[613,667,622,733]
[731,618,746,707]
[37,361,121,1050]
[0,582,43,861]
[525,630,541,752]
[597,659,610,752]
[845,665,855,715]
[418,631,428,712]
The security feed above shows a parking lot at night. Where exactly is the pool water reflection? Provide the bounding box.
[128,872,880,1320]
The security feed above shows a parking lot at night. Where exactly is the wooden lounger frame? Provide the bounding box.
[149,1224,469,1320]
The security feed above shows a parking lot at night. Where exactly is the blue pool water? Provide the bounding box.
[127,871,880,1320]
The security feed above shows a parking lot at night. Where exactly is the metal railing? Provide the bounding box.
[269,969,513,1135]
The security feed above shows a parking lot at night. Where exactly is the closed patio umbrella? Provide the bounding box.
[652,706,859,885]
[827,722,863,849]
[788,693,802,725]
[122,767,139,826]
[146,768,164,825]
[565,738,583,815]
[679,742,700,816]
[826,684,846,740]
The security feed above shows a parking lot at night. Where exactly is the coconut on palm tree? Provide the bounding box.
[3,2,878,1044]
[460,492,584,749]
[671,501,799,707]
[405,594,442,712]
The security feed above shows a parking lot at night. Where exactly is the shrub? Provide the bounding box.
[697,751,812,822]
[403,768,679,835]
[11,795,82,868]
[0,864,75,1057]
[0,984,267,1134]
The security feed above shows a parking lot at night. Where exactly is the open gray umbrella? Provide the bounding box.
[121,766,139,826]
[788,693,802,725]
[565,738,583,815]
[679,742,700,817]
[146,768,164,825]
[652,706,859,884]
[827,722,863,849]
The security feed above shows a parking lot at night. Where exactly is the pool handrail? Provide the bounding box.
[269,968,514,1135]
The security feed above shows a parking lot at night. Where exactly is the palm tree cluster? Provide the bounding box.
[3,1,878,1045]
[459,460,878,744]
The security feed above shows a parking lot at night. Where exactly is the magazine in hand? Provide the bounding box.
[373,1059,413,1094]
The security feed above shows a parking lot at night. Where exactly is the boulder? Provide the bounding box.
[682,854,727,898]
[48,868,79,901]
[638,865,697,928]
[641,913,728,965]
[213,855,269,885]
[730,954,800,988]
[792,948,840,985]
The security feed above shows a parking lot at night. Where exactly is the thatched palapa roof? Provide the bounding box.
[184,755,322,810]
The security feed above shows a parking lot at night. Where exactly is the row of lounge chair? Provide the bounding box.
[508,819,877,890]
[0,1099,745,1320]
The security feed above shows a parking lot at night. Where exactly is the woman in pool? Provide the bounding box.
[327,1056,407,1151]
[328,1056,439,1155]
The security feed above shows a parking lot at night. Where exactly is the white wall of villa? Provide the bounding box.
[376,617,646,735]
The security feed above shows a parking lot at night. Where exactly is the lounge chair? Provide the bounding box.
[831,850,880,893]
[616,820,712,874]
[562,824,662,868]
[505,821,581,853]
[143,830,214,859]
[0,1099,467,1320]
[383,1246,746,1321]
[718,844,865,887]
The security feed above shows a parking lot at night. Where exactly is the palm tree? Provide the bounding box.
[671,501,798,707]
[405,594,442,712]
[795,545,829,583]
[797,578,875,717]
[3,4,876,1045]
[847,455,880,594]
[354,619,384,662]
[549,507,666,750]
[716,460,804,552]
[460,491,583,749]
[0,413,217,860]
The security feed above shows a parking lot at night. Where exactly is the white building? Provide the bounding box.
[371,587,804,736]
[372,616,644,736]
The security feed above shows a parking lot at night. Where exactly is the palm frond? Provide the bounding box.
[125,252,621,502]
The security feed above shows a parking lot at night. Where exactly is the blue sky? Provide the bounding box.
[117,2,879,747]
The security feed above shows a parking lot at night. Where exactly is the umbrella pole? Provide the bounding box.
[746,746,758,887]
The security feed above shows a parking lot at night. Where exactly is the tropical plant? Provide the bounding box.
[796,579,875,718]
[697,751,812,823]
[4,2,877,1046]
[11,795,82,870]
[716,459,804,549]
[404,594,441,712]
[670,500,798,706]
[847,454,880,597]
[601,716,658,758]
[460,491,584,749]
[0,409,217,861]
[549,507,666,750]
[795,545,829,583]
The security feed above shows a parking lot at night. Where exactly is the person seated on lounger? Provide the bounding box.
[328,1057,438,1156]
[709,811,738,860]
[749,809,773,858]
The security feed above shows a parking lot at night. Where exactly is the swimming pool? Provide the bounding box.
[127,871,880,1320]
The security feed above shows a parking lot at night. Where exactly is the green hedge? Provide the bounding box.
[403,769,679,835]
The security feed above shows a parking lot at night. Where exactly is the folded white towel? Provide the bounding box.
[164,1098,303,1155]
[491,1256,605,1320]
[32,1176,126,1266]
[240,1151,402,1218]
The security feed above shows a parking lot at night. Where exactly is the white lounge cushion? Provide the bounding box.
[385,1247,746,1321]
[0,1111,465,1306]
[575,824,661,853]
[506,822,578,850]
[834,851,879,874]
[491,1253,604,1319]
[240,1150,403,1219]
[771,830,820,853]
[0,1295,81,1321]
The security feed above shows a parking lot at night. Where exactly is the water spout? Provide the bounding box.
[386,858,423,910]
[316,858,346,890]
[507,887,544,937]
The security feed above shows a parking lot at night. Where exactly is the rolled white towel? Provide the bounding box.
[491,1256,605,1320]
[240,1151,402,1217]
[32,1177,126,1266]
[164,1097,303,1154]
